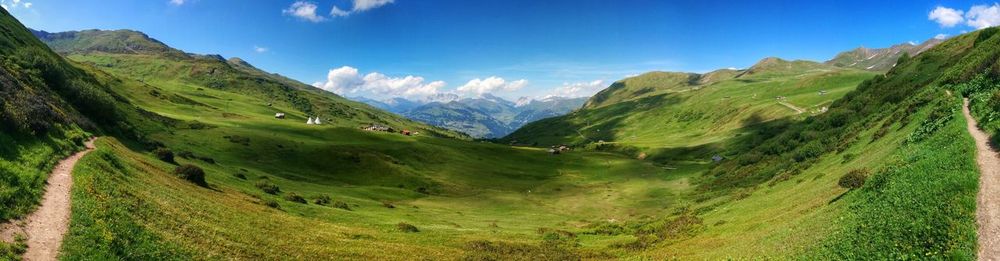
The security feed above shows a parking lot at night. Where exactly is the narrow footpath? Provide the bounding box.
[962,99,1000,260]
[0,138,95,261]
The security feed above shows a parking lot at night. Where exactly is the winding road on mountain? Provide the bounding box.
[962,98,1000,260]
[0,138,95,261]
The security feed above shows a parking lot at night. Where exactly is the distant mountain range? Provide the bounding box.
[353,94,587,138]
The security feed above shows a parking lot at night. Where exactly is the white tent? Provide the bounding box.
[314,117,322,124]
[306,117,315,125]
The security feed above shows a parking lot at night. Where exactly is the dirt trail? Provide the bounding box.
[778,101,805,114]
[963,99,1000,260]
[0,138,95,261]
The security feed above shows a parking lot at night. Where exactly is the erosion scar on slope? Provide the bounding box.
[963,98,1000,260]
[0,138,96,261]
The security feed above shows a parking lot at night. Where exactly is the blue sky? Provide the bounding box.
[4,0,996,100]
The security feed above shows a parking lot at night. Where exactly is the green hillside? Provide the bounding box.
[31,28,465,140]
[0,8,997,260]
[503,58,877,162]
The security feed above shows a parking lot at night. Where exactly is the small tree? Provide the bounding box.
[173,164,207,187]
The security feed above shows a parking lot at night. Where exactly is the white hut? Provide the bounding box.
[306,117,315,125]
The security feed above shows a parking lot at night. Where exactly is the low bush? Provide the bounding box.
[396,222,419,233]
[313,195,331,205]
[838,168,869,189]
[153,148,175,164]
[263,199,280,209]
[283,192,306,204]
[232,173,247,180]
[172,164,207,187]
[333,201,351,211]
[255,180,280,194]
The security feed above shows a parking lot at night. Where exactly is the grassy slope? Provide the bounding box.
[35,26,705,260]
[504,61,876,161]
[3,10,991,260]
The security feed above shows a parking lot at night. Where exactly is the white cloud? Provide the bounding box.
[169,0,184,6]
[283,1,326,22]
[330,6,350,17]
[456,77,528,96]
[1,0,30,10]
[966,3,1000,29]
[329,0,394,17]
[934,33,949,40]
[254,45,268,53]
[314,66,447,99]
[929,6,964,27]
[543,80,606,99]
[352,0,394,12]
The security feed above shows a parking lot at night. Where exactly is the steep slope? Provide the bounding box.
[32,28,464,139]
[825,38,943,71]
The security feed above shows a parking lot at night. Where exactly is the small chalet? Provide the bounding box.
[274,113,285,119]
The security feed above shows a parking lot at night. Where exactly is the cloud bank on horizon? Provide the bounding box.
[311,66,597,101]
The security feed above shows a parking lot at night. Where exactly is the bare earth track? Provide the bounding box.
[0,138,95,261]
[963,99,1000,260]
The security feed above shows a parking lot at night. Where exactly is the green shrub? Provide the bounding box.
[283,192,306,204]
[232,173,246,180]
[396,222,419,233]
[382,201,395,209]
[838,169,869,189]
[172,164,207,187]
[153,148,175,164]
[263,199,280,209]
[176,151,195,159]
[333,201,351,211]
[255,180,280,194]
[313,195,331,205]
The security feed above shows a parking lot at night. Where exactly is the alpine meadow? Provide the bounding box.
[3,1,1000,260]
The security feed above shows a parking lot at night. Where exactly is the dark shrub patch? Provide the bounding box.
[176,151,195,159]
[263,199,280,209]
[255,180,280,194]
[153,148,175,164]
[284,192,306,204]
[313,195,331,205]
[173,164,207,187]
[396,222,419,233]
[232,173,247,180]
[838,169,869,189]
[333,201,351,211]
[223,135,250,146]
[198,156,215,164]
[382,202,395,209]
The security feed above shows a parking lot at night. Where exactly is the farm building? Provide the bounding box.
[274,113,285,119]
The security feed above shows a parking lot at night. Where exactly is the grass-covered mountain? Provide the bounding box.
[503,58,876,160]
[356,94,587,138]
[825,38,943,71]
[1,7,997,259]
[29,28,464,139]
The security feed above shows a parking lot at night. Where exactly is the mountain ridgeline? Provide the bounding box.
[28,28,466,139]
[356,94,586,138]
